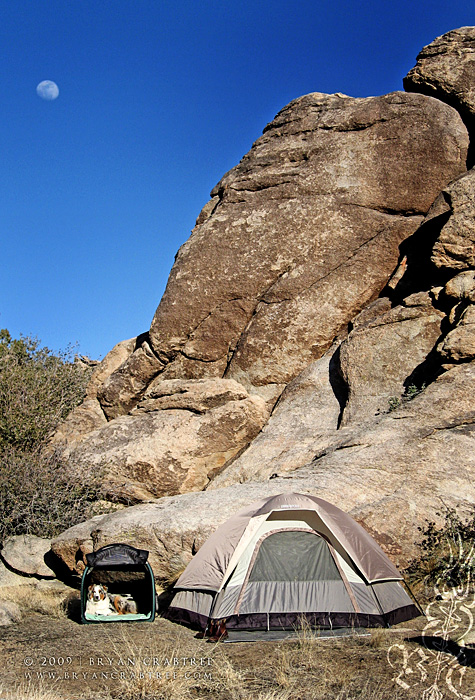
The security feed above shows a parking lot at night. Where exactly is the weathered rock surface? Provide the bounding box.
[338,295,444,426]
[96,91,467,416]
[51,363,475,578]
[131,377,250,414]
[404,27,475,146]
[0,600,21,626]
[98,334,165,420]
[439,304,475,361]
[209,346,343,488]
[66,382,268,502]
[50,398,107,451]
[1,536,56,578]
[0,559,31,588]
[428,169,475,271]
[86,336,138,400]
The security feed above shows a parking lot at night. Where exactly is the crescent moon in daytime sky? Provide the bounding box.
[36,80,59,101]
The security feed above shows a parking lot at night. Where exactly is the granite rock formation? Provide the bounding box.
[51,28,475,578]
[404,26,475,161]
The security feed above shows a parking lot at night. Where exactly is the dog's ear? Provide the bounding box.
[88,585,94,592]
[103,585,108,592]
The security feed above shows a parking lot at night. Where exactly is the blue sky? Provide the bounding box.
[1,1,473,360]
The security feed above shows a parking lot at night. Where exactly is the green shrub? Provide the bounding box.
[0,329,90,451]
[387,383,427,413]
[0,445,100,542]
[405,507,475,593]
[0,329,100,543]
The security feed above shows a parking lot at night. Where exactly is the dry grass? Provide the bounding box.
[99,620,421,700]
[101,626,246,700]
[1,610,462,700]
[0,682,65,700]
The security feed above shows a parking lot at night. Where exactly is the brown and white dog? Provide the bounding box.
[112,594,138,615]
[86,584,115,616]
[86,584,138,616]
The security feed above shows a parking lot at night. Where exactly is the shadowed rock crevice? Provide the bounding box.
[328,346,349,429]
[383,211,454,303]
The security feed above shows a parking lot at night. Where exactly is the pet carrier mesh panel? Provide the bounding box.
[81,544,156,624]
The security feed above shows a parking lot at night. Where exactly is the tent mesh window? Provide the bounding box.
[248,531,342,582]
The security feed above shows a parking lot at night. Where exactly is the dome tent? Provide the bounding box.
[164,493,420,636]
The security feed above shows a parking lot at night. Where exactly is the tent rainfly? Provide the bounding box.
[164,493,420,634]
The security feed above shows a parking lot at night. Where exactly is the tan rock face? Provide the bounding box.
[444,271,475,301]
[439,305,475,361]
[51,363,475,580]
[86,336,138,400]
[208,346,343,488]
[338,296,444,426]
[131,377,249,414]
[429,170,475,271]
[50,398,107,451]
[77,91,466,419]
[68,381,269,503]
[404,27,475,148]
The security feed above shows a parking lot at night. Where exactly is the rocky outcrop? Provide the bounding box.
[1,536,56,578]
[404,27,475,158]
[65,379,268,503]
[52,363,475,578]
[50,28,475,578]
[428,169,475,271]
[100,91,467,416]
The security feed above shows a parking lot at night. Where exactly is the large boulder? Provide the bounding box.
[404,27,475,146]
[101,91,468,414]
[439,304,475,362]
[66,379,268,502]
[1,535,56,578]
[338,293,444,426]
[427,169,475,271]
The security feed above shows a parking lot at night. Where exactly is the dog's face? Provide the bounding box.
[88,584,108,602]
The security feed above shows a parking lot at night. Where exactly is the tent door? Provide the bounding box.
[234,529,356,616]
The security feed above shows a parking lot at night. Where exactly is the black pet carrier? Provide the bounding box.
[80,543,156,624]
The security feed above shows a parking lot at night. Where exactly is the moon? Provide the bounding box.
[36,80,59,101]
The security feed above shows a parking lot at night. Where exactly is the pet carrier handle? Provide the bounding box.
[86,543,149,568]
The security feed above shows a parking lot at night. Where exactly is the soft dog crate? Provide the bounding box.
[81,543,156,624]
[164,493,421,635]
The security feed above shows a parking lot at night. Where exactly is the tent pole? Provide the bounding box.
[402,579,426,617]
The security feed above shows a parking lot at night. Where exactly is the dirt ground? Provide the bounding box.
[2,601,475,700]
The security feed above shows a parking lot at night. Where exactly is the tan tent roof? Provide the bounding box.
[175,493,402,591]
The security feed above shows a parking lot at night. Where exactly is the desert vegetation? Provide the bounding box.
[0,329,100,544]
[405,506,475,600]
